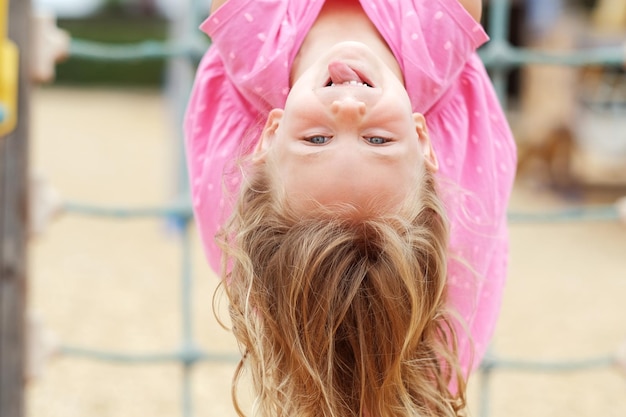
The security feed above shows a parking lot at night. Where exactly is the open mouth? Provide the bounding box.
[325,79,373,87]
[325,61,374,88]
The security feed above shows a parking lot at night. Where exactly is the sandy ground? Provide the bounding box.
[26,87,626,417]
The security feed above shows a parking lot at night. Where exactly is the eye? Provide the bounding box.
[366,136,390,145]
[306,135,331,144]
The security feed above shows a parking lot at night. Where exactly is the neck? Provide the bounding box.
[291,0,403,85]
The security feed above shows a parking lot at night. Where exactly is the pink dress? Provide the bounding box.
[184,0,517,373]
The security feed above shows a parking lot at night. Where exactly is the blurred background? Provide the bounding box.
[6,0,626,416]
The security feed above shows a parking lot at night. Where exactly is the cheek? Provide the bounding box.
[263,152,290,200]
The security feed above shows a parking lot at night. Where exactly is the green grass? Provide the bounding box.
[56,16,169,86]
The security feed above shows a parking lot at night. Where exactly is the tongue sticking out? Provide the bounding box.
[328,61,365,85]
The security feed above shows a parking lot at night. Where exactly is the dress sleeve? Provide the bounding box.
[184,48,259,271]
[198,0,322,113]
[363,0,489,114]
[413,0,489,113]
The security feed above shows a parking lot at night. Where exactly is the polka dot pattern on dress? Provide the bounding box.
[191,0,507,376]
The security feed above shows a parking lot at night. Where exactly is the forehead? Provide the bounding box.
[268,149,422,217]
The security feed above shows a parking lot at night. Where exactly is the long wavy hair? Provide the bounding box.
[216,161,467,417]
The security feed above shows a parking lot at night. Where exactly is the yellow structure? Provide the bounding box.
[0,0,18,137]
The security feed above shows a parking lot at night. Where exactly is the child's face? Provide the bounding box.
[257,42,438,216]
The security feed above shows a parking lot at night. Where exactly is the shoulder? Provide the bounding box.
[457,0,482,22]
[210,0,230,14]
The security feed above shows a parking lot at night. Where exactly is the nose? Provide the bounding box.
[330,97,366,122]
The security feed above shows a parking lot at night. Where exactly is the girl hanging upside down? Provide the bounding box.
[184,0,516,416]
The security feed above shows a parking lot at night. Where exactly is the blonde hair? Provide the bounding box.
[216,163,467,417]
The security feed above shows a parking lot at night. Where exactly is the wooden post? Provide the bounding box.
[1,0,30,415]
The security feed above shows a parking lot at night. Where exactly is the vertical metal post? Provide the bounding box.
[165,0,195,205]
[478,1,513,415]
[0,0,30,416]
[180,217,195,417]
[478,359,494,417]
[487,0,512,106]
[166,1,199,416]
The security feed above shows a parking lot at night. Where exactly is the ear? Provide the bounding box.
[253,109,283,161]
[413,113,439,172]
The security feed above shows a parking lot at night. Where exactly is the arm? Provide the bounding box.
[210,0,229,14]
[458,0,482,22]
